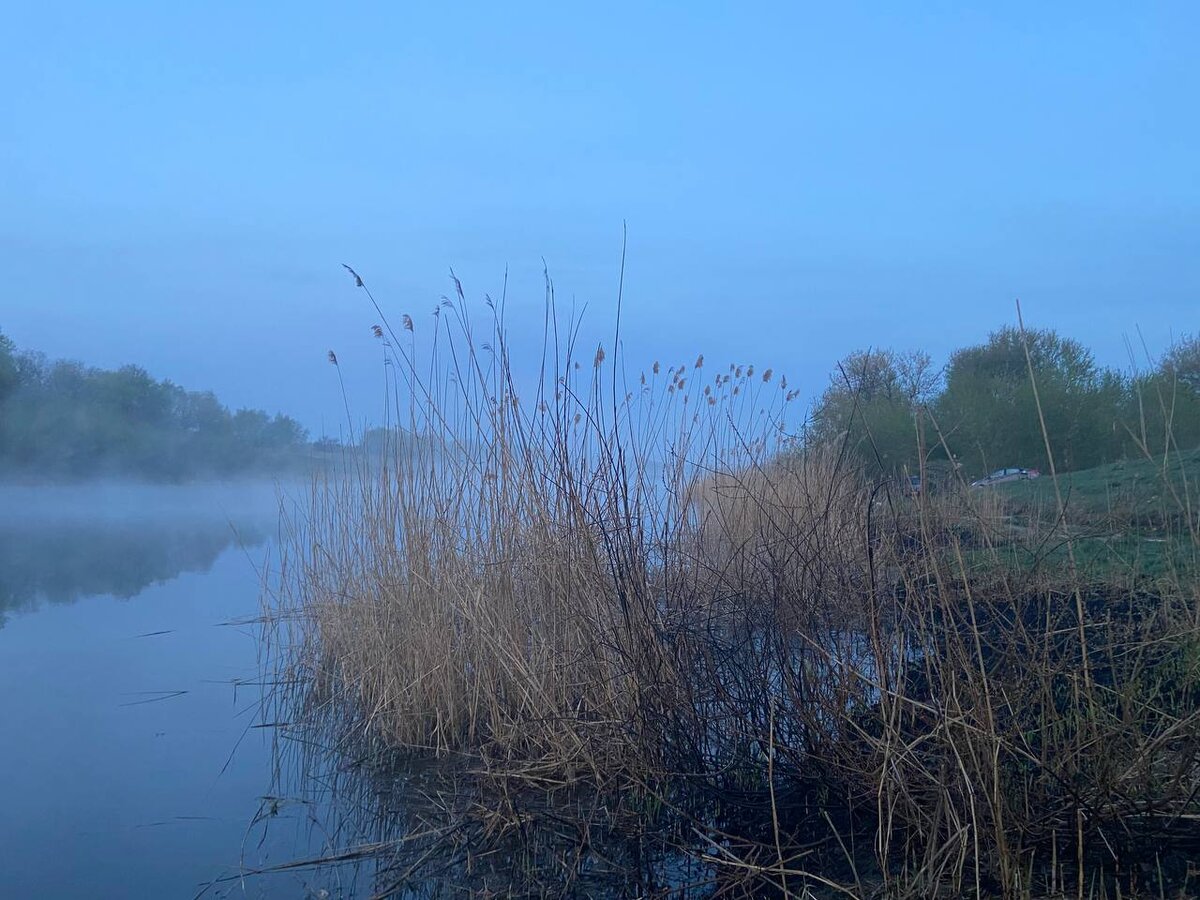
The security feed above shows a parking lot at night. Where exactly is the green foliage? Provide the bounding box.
[807,348,939,478]
[810,325,1200,480]
[0,328,310,480]
[0,331,17,403]
[936,326,1123,472]
[1126,334,1200,456]
[1161,333,1200,392]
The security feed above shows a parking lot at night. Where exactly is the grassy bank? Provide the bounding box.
[959,451,1200,583]
[266,284,1200,898]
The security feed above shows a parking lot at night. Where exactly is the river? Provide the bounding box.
[0,482,325,898]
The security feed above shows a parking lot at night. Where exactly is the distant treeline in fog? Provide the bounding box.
[0,328,316,480]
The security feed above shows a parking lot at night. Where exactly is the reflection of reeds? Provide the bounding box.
[264,272,1200,898]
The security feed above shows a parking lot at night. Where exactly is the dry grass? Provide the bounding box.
[265,273,1200,898]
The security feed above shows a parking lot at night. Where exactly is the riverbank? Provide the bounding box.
[266,306,1200,897]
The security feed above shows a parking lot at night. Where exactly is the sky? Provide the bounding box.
[2,2,1197,435]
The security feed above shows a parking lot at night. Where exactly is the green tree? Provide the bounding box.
[1123,334,1200,456]
[809,348,939,477]
[0,330,17,404]
[936,327,1123,475]
[1161,334,1200,393]
[0,330,19,460]
[0,332,312,480]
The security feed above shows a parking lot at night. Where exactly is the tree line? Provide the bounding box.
[0,328,313,480]
[806,326,1200,479]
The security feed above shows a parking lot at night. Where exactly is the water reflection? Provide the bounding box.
[243,728,709,898]
[0,481,281,623]
[0,518,266,622]
[0,481,318,898]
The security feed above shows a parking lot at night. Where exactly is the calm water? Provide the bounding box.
[0,483,324,898]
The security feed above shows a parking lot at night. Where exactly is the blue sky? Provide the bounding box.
[2,2,1197,433]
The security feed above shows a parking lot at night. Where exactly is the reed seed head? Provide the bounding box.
[341,263,363,287]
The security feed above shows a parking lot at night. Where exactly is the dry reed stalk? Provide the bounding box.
[263,271,1200,898]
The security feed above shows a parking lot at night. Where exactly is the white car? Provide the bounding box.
[970,467,1041,488]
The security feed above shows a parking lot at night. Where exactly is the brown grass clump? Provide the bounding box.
[266,271,1200,898]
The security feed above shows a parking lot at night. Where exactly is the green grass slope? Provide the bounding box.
[975,447,1200,580]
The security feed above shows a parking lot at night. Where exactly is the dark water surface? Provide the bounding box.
[0,483,320,898]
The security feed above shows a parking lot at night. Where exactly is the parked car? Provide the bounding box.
[970,467,1040,488]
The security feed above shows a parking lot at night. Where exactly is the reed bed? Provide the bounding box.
[264,274,1200,898]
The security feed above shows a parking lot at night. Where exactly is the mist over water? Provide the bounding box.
[0,479,289,526]
[0,480,321,897]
